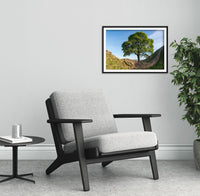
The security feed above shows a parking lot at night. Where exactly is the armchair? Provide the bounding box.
[45,91,161,191]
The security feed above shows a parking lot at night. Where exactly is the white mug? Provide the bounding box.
[12,124,22,138]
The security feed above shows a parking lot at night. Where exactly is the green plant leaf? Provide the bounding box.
[170,36,200,137]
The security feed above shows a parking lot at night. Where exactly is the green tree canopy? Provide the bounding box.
[122,32,154,62]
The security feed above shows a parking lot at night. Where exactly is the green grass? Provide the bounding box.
[106,51,131,70]
[141,46,164,69]
[149,47,164,69]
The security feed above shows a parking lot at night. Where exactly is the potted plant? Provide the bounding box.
[170,36,200,169]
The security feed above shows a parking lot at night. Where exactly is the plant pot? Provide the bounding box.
[193,139,200,170]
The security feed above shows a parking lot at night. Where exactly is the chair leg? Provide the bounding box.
[149,151,159,180]
[102,161,113,167]
[73,123,90,191]
[46,158,63,175]
[78,158,89,191]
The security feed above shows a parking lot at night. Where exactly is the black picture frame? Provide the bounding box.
[102,26,168,73]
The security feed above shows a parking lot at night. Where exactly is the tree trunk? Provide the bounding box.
[137,54,140,62]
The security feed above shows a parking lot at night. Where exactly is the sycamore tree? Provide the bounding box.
[122,32,154,62]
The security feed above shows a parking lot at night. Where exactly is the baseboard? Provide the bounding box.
[0,144,56,160]
[157,144,193,160]
[0,144,193,160]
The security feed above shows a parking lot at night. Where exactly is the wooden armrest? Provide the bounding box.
[47,119,93,124]
[113,114,161,132]
[113,114,161,118]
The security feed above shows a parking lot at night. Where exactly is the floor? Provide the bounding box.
[0,160,200,196]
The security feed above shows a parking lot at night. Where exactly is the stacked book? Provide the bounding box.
[0,136,32,144]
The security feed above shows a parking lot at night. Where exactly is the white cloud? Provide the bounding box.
[149,31,164,51]
[149,31,164,40]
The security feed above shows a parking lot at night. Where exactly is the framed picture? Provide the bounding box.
[102,26,168,73]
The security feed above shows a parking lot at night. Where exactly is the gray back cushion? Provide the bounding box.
[50,90,117,144]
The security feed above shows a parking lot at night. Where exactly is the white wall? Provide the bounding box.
[0,0,199,148]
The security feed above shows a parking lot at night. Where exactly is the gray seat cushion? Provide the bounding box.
[64,131,158,154]
[50,90,117,143]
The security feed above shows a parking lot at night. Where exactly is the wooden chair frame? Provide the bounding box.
[45,98,161,191]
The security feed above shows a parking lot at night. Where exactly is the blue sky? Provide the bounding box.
[106,30,164,60]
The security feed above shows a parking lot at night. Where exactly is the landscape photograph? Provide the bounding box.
[102,26,168,73]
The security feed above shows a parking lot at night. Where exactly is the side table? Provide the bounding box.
[0,136,45,183]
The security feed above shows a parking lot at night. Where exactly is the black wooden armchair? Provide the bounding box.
[46,91,161,191]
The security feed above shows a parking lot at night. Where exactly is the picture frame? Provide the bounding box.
[102,26,168,73]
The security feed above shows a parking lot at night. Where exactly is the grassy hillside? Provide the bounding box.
[144,46,164,69]
[106,46,164,70]
[106,50,132,70]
